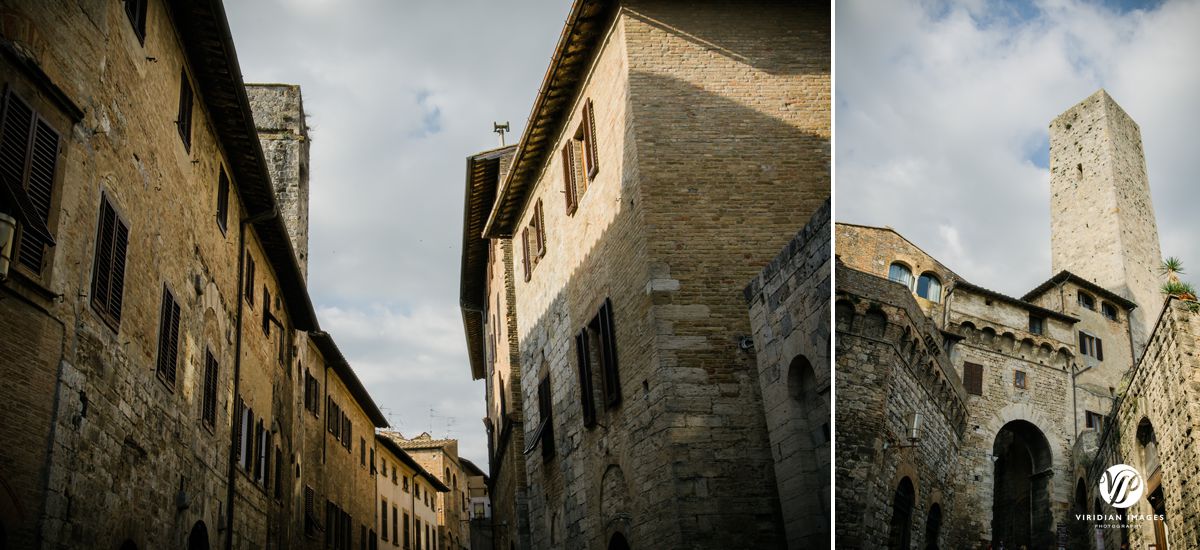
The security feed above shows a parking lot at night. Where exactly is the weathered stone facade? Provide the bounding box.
[834,264,967,549]
[836,90,1188,550]
[385,432,472,550]
[460,1,830,548]
[0,2,389,549]
[744,199,832,548]
[248,84,310,279]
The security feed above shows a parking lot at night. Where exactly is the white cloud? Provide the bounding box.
[837,0,1200,297]
[226,0,572,466]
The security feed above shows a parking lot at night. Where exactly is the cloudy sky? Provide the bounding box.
[225,0,571,466]
[836,0,1200,296]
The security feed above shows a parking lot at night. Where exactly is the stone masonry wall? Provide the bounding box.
[1090,299,1200,548]
[248,84,310,279]
[1049,90,1163,357]
[744,199,831,547]
[834,264,968,549]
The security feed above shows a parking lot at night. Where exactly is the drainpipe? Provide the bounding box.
[225,205,278,550]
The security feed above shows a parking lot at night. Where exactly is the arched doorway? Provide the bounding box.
[607,532,630,550]
[924,503,941,550]
[991,420,1054,549]
[187,521,209,550]
[887,477,915,549]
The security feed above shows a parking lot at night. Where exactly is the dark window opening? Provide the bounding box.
[177,70,193,150]
[90,194,129,330]
[1101,302,1118,321]
[202,349,218,428]
[1028,315,1044,335]
[1079,332,1103,360]
[155,285,181,389]
[1085,410,1104,430]
[124,0,148,43]
[1077,291,1095,311]
[1,90,62,277]
[216,168,230,234]
[1014,370,1027,389]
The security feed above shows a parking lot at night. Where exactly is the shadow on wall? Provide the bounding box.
[624,0,830,77]
[516,68,828,549]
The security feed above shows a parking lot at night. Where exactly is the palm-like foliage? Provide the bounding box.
[1162,280,1197,301]
[1161,257,1185,283]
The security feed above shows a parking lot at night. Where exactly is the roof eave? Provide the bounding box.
[310,331,389,428]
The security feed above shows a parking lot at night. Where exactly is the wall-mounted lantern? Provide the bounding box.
[884,412,923,451]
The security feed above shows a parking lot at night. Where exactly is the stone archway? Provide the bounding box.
[924,502,942,550]
[991,420,1054,549]
[608,532,630,550]
[187,521,209,550]
[887,477,915,549]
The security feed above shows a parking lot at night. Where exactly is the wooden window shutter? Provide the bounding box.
[521,228,531,282]
[177,69,193,150]
[537,375,555,458]
[575,330,597,428]
[0,90,62,276]
[233,398,245,460]
[963,362,983,396]
[262,287,272,335]
[1096,337,1103,361]
[1079,332,1087,355]
[597,298,621,407]
[202,349,218,427]
[242,406,254,469]
[124,0,147,42]
[253,419,264,480]
[156,285,181,388]
[583,98,599,179]
[534,200,546,257]
[562,143,578,214]
[245,254,256,304]
[90,195,129,330]
[216,168,230,233]
[304,485,316,535]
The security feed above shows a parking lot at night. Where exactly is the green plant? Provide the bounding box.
[1162,280,1197,301]
[1161,257,1185,282]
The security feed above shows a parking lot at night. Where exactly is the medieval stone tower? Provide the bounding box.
[1049,89,1162,356]
[248,83,312,277]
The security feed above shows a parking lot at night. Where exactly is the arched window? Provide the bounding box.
[1137,418,1159,476]
[924,503,942,550]
[888,263,913,288]
[916,273,942,302]
[1077,291,1095,310]
[887,477,915,549]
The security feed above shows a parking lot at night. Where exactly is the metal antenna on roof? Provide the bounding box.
[493,122,510,147]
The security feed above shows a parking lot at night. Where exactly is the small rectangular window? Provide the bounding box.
[521,227,532,282]
[392,506,398,545]
[1079,332,1103,360]
[1014,370,1027,389]
[382,499,389,541]
[262,287,272,336]
[177,70,193,150]
[1086,410,1105,430]
[1028,315,1044,335]
[216,168,230,234]
[156,285,182,389]
[403,512,410,548]
[90,194,130,330]
[360,437,366,466]
[124,0,147,43]
[536,374,555,459]
[244,252,256,304]
[532,200,546,258]
[962,362,983,396]
[304,485,317,536]
[202,349,218,428]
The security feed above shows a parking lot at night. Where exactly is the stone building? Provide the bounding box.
[460,144,528,550]
[836,90,1189,549]
[376,433,450,550]
[297,331,389,549]
[384,431,471,550]
[0,1,390,548]
[460,458,492,550]
[459,1,830,548]
[744,199,832,547]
